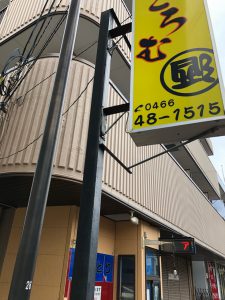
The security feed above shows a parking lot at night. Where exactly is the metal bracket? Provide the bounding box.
[103,103,129,116]
[109,22,132,39]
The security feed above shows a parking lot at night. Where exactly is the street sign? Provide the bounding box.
[129,0,225,146]
[159,238,196,255]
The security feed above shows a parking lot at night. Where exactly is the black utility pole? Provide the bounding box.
[8,0,81,299]
[70,10,114,300]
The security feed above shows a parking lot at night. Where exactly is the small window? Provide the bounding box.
[145,248,161,300]
[117,255,135,300]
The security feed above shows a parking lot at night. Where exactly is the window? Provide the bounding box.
[117,255,135,300]
[145,248,161,300]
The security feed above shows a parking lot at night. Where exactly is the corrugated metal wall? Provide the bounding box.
[0,0,131,61]
[161,256,192,300]
[0,57,225,258]
[0,0,69,39]
[185,141,220,195]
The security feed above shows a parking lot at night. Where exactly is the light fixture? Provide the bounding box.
[173,269,178,276]
[130,211,139,225]
[144,232,148,239]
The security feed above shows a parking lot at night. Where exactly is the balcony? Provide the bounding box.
[0,0,131,100]
[0,57,225,258]
[166,140,221,201]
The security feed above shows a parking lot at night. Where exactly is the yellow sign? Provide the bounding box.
[130,0,225,134]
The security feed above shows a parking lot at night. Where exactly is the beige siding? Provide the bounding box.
[0,207,115,300]
[0,206,73,300]
[185,140,220,195]
[0,0,70,39]
[0,0,131,61]
[0,57,225,258]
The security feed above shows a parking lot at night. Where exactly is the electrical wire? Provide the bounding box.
[121,15,132,25]
[0,133,43,160]
[62,77,94,116]
[14,39,97,105]
[16,72,56,106]
[21,0,52,58]
[3,12,68,105]
[1,2,68,103]
[26,0,64,60]
[0,13,132,159]
[73,40,98,58]
[0,75,94,160]
[2,9,130,105]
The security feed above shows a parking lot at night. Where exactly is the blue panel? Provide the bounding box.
[67,250,114,283]
[104,255,114,283]
[95,253,104,282]
[68,248,75,279]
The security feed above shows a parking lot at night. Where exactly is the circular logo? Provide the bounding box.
[160,48,219,96]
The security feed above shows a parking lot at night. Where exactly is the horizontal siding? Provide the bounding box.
[0,0,131,61]
[0,57,224,258]
[185,140,220,195]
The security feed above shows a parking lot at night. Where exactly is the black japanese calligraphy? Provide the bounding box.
[171,54,215,89]
[137,36,171,62]
[149,1,187,35]
[136,1,187,63]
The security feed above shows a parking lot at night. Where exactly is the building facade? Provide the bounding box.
[0,0,225,299]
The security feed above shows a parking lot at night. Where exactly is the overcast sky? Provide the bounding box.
[206,0,225,184]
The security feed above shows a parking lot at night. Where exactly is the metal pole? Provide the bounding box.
[8,0,81,299]
[70,10,114,300]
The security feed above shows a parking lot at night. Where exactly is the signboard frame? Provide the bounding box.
[159,237,196,255]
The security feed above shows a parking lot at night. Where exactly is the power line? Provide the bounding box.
[14,39,97,105]
[0,13,131,159]
[3,12,67,105]
[21,0,52,58]
[0,133,43,160]
[26,0,65,60]
[0,76,94,160]
[62,77,94,116]
[2,10,130,105]
[2,5,69,103]
[16,72,56,106]
[73,40,98,57]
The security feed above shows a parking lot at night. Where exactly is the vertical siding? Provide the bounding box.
[0,57,225,257]
[185,140,220,195]
[0,0,131,61]
[0,58,93,180]
[0,0,70,39]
